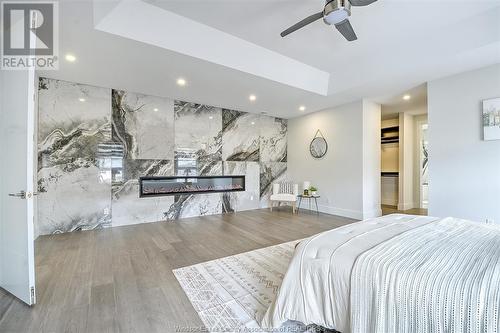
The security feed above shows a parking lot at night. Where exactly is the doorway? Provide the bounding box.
[419,123,429,209]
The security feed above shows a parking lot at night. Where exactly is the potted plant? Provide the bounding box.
[309,186,318,196]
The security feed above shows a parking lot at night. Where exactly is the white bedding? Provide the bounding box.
[261,214,500,333]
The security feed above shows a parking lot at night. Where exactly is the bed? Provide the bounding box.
[261,214,500,333]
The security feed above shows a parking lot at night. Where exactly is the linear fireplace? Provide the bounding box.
[139,176,245,197]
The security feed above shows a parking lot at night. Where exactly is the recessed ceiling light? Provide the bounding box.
[177,78,186,86]
[251,121,255,125]
[209,116,213,120]
[403,94,411,101]
[65,54,76,62]
[299,106,306,111]
[249,94,256,102]
[78,98,85,102]
[153,108,159,112]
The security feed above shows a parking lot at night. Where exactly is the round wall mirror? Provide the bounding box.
[310,136,328,158]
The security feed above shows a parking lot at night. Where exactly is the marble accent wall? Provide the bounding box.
[37,78,112,237]
[37,78,288,236]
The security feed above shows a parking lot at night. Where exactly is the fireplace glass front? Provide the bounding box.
[139,176,245,197]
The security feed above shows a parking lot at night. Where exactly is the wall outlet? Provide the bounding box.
[486,218,495,224]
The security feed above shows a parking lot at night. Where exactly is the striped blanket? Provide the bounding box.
[262,215,500,333]
[351,217,500,333]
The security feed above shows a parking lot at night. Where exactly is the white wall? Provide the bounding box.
[363,101,382,217]
[288,100,381,220]
[398,112,415,210]
[428,64,500,223]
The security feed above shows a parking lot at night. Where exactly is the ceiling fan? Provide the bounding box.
[280,0,377,41]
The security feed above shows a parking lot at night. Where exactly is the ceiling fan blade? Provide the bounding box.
[335,19,358,41]
[280,12,324,37]
[349,0,377,6]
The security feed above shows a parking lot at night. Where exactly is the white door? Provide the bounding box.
[0,58,37,304]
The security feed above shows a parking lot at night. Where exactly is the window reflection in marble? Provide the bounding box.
[175,155,198,176]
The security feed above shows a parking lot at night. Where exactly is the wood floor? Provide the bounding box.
[0,208,356,333]
[381,205,428,216]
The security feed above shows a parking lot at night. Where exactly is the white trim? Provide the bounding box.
[299,203,365,220]
[363,208,383,219]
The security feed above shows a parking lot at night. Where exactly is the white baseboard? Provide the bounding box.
[300,203,364,220]
[278,202,383,221]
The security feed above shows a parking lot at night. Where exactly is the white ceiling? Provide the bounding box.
[381,83,428,119]
[38,0,500,118]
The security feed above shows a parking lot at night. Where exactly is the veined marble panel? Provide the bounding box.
[222,162,260,212]
[168,157,224,219]
[112,159,174,227]
[112,90,174,159]
[222,109,260,161]
[38,78,111,167]
[174,101,222,161]
[260,116,287,162]
[37,78,112,236]
[259,162,288,208]
[165,193,223,220]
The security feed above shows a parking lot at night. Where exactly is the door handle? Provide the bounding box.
[8,191,26,199]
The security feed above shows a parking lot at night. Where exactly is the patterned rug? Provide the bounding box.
[173,240,301,332]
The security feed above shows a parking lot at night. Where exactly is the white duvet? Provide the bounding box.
[261,214,500,333]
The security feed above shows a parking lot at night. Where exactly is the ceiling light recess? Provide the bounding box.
[299,106,306,111]
[65,54,76,62]
[249,94,257,102]
[177,78,186,86]
[403,94,411,101]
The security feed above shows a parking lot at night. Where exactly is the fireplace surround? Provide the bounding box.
[139,176,246,197]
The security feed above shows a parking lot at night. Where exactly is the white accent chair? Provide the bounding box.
[269,182,299,214]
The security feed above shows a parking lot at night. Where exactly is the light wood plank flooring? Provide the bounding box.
[381,205,428,216]
[0,208,356,332]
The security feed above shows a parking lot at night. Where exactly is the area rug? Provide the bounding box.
[173,240,301,332]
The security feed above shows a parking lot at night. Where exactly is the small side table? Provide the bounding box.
[297,195,320,215]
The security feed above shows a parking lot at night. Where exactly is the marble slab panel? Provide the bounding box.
[112,90,174,160]
[37,158,112,236]
[260,116,287,162]
[112,159,174,227]
[174,101,222,161]
[37,78,112,236]
[222,162,260,213]
[259,162,288,208]
[222,109,260,161]
[165,193,223,220]
[38,78,112,168]
[167,157,224,219]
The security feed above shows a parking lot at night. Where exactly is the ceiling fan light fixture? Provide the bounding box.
[323,9,349,25]
[280,0,375,40]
